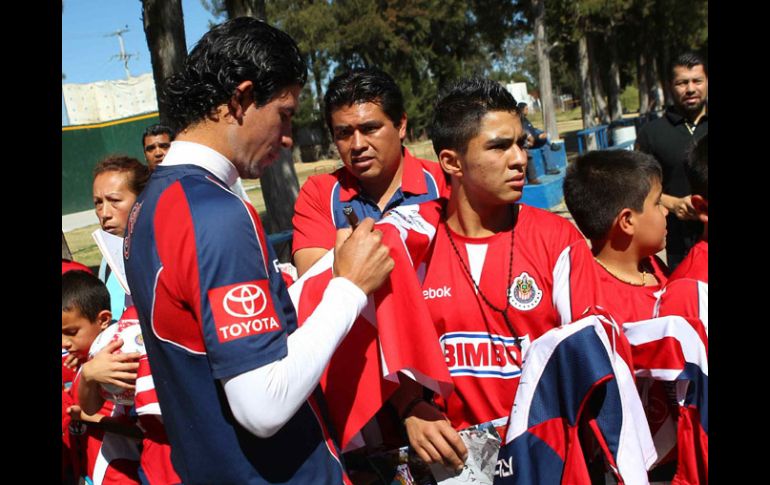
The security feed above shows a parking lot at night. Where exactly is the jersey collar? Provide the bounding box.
[160,141,240,188]
[338,147,429,202]
[665,105,709,126]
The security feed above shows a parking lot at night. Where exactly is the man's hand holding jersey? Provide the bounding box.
[223,218,395,438]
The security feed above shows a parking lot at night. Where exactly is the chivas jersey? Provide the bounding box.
[70,370,141,485]
[623,315,709,485]
[292,148,447,253]
[591,255,669,323]
[668,240,708,284]
[656,278,709,335]
[495,314,656,484]
[124,145,348,485]
[421,204,588,434]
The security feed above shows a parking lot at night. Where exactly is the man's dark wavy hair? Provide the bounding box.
[429,77,519,156]
[323,67,405,134]
[162,17,307,132]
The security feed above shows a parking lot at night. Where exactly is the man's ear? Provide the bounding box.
[227,80,255,121]
[438,149,462,179]
[691,194,709,223]
[616,208,635,236]
[96,310,112,331]
[397,113,407,141]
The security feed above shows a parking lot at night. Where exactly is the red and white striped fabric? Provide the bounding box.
[289,201,453,451]
[655,278,709,337]
[622,315,709,485]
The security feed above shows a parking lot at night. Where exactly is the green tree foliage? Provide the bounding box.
[265,0,519,140]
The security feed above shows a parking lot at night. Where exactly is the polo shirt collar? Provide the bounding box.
[338,147,428,202]
[665,105,708,126]
[160,141,240,187]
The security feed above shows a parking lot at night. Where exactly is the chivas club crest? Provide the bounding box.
[508,272,542,311]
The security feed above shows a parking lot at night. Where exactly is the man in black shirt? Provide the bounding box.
[636,53,708,270]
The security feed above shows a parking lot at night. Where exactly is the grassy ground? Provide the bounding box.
[64,111,596,268]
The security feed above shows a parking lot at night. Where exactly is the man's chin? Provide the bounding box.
[680,101,705,117]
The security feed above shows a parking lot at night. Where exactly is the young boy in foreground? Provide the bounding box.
[62,270,142,484]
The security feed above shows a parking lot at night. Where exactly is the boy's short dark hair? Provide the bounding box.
[686,134,708,200]
[429,77,519,156]
[323,67,405,135]
[162,17,307,132]
[142,124,175,145]
[62,270,111,322]
[564,150,662,241]
[93,155,150,196]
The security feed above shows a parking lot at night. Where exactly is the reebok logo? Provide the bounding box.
[423,286,452,300]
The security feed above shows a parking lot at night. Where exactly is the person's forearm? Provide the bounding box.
[78,372,107,416]
[223,277,368,438]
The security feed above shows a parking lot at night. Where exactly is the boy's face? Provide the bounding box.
[633,179,668,254]
[61,309,110,359]
[456,110,527,206]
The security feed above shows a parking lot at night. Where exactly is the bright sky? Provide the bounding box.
[62,0,218,125]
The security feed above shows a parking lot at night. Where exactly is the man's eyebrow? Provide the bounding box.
[484,136,514,147]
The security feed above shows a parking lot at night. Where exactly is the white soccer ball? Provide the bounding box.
[88,319,146,405]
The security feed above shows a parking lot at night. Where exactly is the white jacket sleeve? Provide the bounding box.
[221,277,367,438]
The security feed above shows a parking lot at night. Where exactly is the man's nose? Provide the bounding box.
[510,145,526,168]
[351,130,367,151]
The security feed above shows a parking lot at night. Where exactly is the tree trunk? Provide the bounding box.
[309,50,331,157]
[648,55,665,112]
[637,50,650,115]
[657,40,673,107]
[532,0,559,139]
[587,35,609,125]
[142,0,187,126]
[260,149,300,261]
[607,30,624,122]
[225,0,265,19]
[577,35,595,128]
[577,35,598,151]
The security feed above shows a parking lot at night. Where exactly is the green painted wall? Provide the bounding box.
[62,113,160,215]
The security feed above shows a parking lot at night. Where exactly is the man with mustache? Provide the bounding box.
[636,52,708,270]
[292,67,447,277]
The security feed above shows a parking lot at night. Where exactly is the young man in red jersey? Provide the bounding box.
[391,78,595,472]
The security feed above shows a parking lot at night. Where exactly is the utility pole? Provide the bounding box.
[106,26,136,79]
